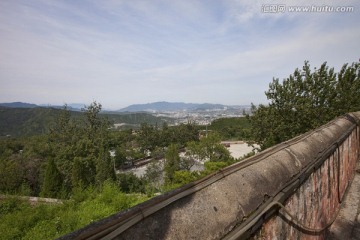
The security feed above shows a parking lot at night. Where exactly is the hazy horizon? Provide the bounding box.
[0,100,252,111]
[1,0,359,109]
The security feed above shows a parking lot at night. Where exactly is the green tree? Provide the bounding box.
[144,160,163,193]
[186,133,230,162]
[71,156,96,189]
[164,144,181,183]
[47,101,115,195]
[172,170,200,185]
[334,62,360,113]
[151,146,165,160]
[207,117,251,140]
[164,123,199,147]
[180,123,198,144]
[159,122,171,147]
[0,157,23,193]
[114,146,128,169]
[95,149,115,187]
[40,158,63,198]
[118,172,145,193]
[137,123,160,153]
[82,102,107,136]
[48,106,79,192]
[249,61,360,149]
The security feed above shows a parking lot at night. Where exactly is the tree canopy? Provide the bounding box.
[47,101,115,196]
[249,61,360,149]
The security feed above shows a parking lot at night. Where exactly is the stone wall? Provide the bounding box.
[252,120,359,239]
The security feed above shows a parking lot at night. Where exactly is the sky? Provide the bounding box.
[0,0,359,110]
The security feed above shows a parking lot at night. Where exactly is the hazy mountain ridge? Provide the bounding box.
[0,102,85,111]
[0,102,38,108]
[39,103,86,111]
[0,101,245,112]
[0,106,167,137]
[118,101,242,112]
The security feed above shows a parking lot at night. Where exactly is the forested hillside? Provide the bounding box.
[0,106,167,137]
[0,107,62,136]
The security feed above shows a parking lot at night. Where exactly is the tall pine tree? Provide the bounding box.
[40,158,63,198]
[249,61,360,149]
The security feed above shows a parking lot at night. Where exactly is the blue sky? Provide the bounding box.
[0,0,359,109]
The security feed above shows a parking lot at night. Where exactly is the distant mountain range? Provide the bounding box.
[118,101,242,112]
[39,103,86,110]
[0,101,247,113]
[0,102,38,108]
[0,102,85,111]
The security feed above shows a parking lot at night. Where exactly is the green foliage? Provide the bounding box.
[108,129,134,148]
[250,61,360,149]
[112,131,145,169]
[95,151,116,187]
[204,161,229,172]
[114,146,128,168]
[0,136,47,196]
[137,122,199,154]
[0,105,167,137]
[117,173,146,193]
[151,146,165,160]
[205,117,251,140]
[70,157,95,190]
[0,107,61,137]
[3,103,195,194]
[172,170,201,185]
[184,141,201,162]
[137,123,160,152]
[0,182,149,240]
[143,160,163,193]
[186,133,231,162]
[0,198,62,240]
[179,153,195,171]
[0,138,23,157]
[0,197,21,215]
[0,157,23,193]
[171,123,199,147]
[40,158,63,198]
[197,161,235,178]
[105,112,168,127]
[162,160,235,192]
[164,144,181,183]
[47,102,116,196]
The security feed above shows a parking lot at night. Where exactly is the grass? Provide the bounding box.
[0,182,149,240]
